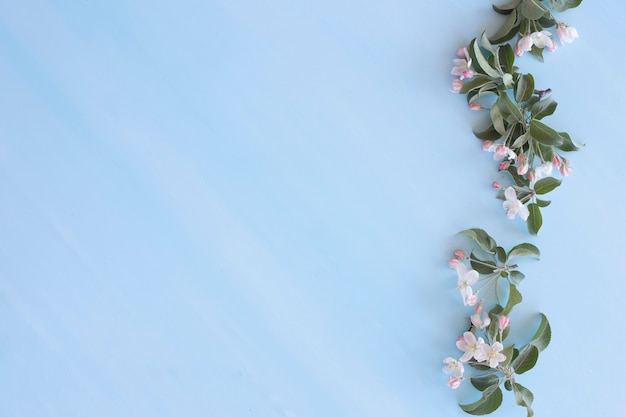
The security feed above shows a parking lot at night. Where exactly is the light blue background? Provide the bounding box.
[0,1,623,416]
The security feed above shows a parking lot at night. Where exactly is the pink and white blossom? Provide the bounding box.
[499,160,511,171]
[552,154,562,168]
[515,35,533,57]
[456,331,485,362]
[503,187,529,221]
[560,159,572,176]
[471,312,491,330]
[469,103,481,111]
[448,258,460,268]
[452,47,474,80]
[475,342,507,368]
[557,24,579,44]
[485,143,516,161]
[454,250,467,260]
[534,162,553,179]
[492,181,501,190]
[451,79,463,93]
[516,153,529,175]
[447,375,463,389]
[498,315,510,330]
[531,31,557,52]
[456,263,479,305]
[443,357,465,376]
[528,170,536,183]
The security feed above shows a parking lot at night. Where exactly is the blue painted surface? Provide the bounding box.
[0,1,623,416]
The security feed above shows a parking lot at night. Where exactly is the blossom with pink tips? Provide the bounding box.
[503,187,529,221]
[552,154,562,168]
[531,31,557,52]
[448,258,460,268]
[492,181,501,189]
[557,24,579,44]
[469,103,481,111]
[485,143,516,161]
[447,375,463,389]
[498,315,510,330]
[443,357,465,377]
[475,341,507,368]
[471,312,491,330]
[515,35,533,57]
[451,47,474,80]
[456,331,485,362]
[528,170,536,183]
[451,79,463,93]
[560,163,572,177]
[454,250,467,260]
[517,153,529,175]
[456,263,479,306]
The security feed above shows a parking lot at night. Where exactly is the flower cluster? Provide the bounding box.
[449,0,583,234]
[443,229,552,416]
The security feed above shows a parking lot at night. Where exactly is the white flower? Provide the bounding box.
[534,162,553,179]
[447,375,463,389]
[443,357,465,376]
[557,24,579,44]
[485,143,516,161]
[503,187,529,221]
[456,263,479,305]
[456,331,485,362]
[475,342,507,368]
[470,312,491,330]
[531,31,557,52]
[451,47,474,80]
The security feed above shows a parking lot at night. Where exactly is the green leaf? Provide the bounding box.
[497,45,515,74]
[496,246,507,264]
[530,97,558,120]
[557,131,584,152]
[497,92,524,123]
[509,270,525,285]
[530,313,551,352]
[502,283,522,315]
[529,45,544,62]
[515,74,535,103]
[513,383,535,417]
[534,177,561,195]
[473,124,503,141]
[460,76,496,94]
[471,251,497,274]
[460,387,503,415]
[471,374,500,392]
[507,242,541,261]
[521,0,549,19]
[491,10,520,44]
[536,198,551,207]
[470,38,501,78]
[526,203,542,235]
[548,0,583,12]
[504,380,513,391]
[457,229,497,254]
[511,131,529,148]
[480,32,496,56]
[529,120,563,146]
[492,0,521,13]
[491,104,506,136]
[512,344,539,374]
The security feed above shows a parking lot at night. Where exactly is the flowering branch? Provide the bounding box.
[450,0,583,234]
[443,229,551,416]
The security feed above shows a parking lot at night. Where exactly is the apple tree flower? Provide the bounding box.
[451,47,474,80]
[456,263,479,305]
[484,143,516,161]
[534,162,553,179]
[498,315,510,330]
[475,342,507,368]
[531,31,557,52]
[443,357,465,376]
[557,24,579,44]
[514,35,533,57]
[447,375,463,389]
[456,331,485,362]
[450,78,463,93]
[503,187,529,221]
[471,312,491,330]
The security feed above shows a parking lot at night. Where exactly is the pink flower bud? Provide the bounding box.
[552,154,562,168]
[528,170,536,183]
[498,315,510,330]
[475,301,483,314]
[560,165,572,177]
[451,79,463,93]
[469,103,481,111]
[464,292,478,307]
[448,258,460,268]
[492,181,501,189]
[482,141,493,152]
[557,24,579,44]
[499,161,510,171]
[454,250,467,260]
[456,46,469,58]
[447,375,463,389]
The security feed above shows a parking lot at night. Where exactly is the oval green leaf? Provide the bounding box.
[529,120,563,146]
[460,387,503,415]
[530,313,551,352]
[457,228,497,253]
[534,177,561,195]
[515,74,535,103]
[526,203,542,235]
[512,344,539,374]
[507,242,541,261]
